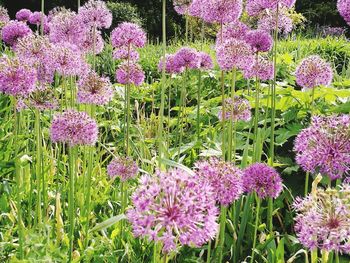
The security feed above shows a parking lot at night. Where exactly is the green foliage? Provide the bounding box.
[106,1,143,28]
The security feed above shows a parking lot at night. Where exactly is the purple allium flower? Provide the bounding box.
[173,0,192,15]
[78,0,112,29]
[218,97,252,122]
[28,11,47,26]
[50,110,99,146]
[243,163,283,199]
[107,157,138,181]
[113,47,140,61]
[173,47,201,70]
[194,157,243,206]
[293,184,350,254]
[188,0,204,17]
[158,54,183,74]
[127,168,219,253]
[81,29,105,55]
[258,10,293,34]
[0,56,37,97]
[111,22,146,49]
[246,0,296,16]
[77,71,114,105]
[16,98,28,111]
[116,62,145,86]
[244,29,273,53]
[295,55,333,89]
[216,21,249,45]
[0,7,9,26]
[1,20,32,46]
[338,0,350,24]
[243,55,274,81]
[216,38,254,71]
[16,9,32,22]
[51,43,90,77]
[29,86,59,111]
[48,8,87,46]
[294,115,350,180]
[193,0,243,24]
[198,51,213,70]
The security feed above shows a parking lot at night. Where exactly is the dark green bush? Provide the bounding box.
[106,1,143,28]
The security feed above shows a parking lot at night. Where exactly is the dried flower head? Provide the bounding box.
[127,168,219,253]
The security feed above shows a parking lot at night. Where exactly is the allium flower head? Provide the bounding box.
[14,34,51,64]
[194,0,243,24]
[1,20,32,46]
[173,47,201,70]
[218,97,252,122]
[216,38,254,71]
[246,0,296,16]
[258,10,293,34]
[295,55,333,89]
[294,115,350,180]
[77,71,114,105]
[81,29,105,54]
[28,86,58,111]
[127,168,219,253]
[173,0,192,15]
[243,56,274,81]
[216,21,249,46]
[113,47,139,61]
[0,7,9,27]
[158,54,183,74]
[338,0,350,24]
[0,56,37,97]
[293,184,350,253]
[78,0,112,29]
[28,11,47,26]
[48,8,87,46]
[194,158,243,206]
[188,0,204,17]
[50,110,98,146]
[198,52,213,70]
[243,163,283,199]
[16,9,32,22]
[116,62,145,86]
[111,22,146,49]
[244,29,273,53]
[107,157,138,181]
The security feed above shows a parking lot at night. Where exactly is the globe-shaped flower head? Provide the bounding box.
[216,21,249,46]
[173,47,201,70]
[173,0,193,15]
[338,0,350,24]
[294,115,350,180]
[116,62,145,86]
[194,157,243,206]
[244,29,273,53]
[77,71,114,105]
[243,163,283,199]
[0,7,10,26]
[293,184,350,253]
[295,55,333,89]
[216,38,254,71]
[111,22,146,49]
[127,168,219,253]
[0,56,37,97]
[78,0,112,29]
[158,54,183,74]
[198,52,213,70]
[1,20,32,46]
[243,56,274,81]
[107,157,138,181]
[50,110,99,146]
[16,9,32,22]
[218,97,252,122]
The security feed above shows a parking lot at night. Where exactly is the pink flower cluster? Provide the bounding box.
[243,56,274,81]
[77,71,114,105]
[294,115,350,180]
[194,157,243,206]
[158,47,213,74]
[295,55,333,89]
[338,0,350,25]
[107,157,139,181]
[243,163,283,199]
[218,97,252,122]
[111,22,146,86]
[1,20,32,46]
[293,184,350,254]
[127,168,219,253]
[50,110,99,146]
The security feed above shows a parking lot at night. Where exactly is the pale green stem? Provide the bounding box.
[311,249,318,263]
[207,240,211,263]
[228,68,236,161]
[217,205,227,262]
[305,172,310,196]
[35,109,42,227]
[250,197,261,263]
[68,146,77,262]
[196,70,202,144]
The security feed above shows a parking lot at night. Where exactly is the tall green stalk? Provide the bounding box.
[68,146,77,262]
[177,71,187,160]
[311,250,318,263]
[228,68,237,162]
[35,109,42,227]
[196,70,202,144]
[13,99,24,259]
[217,205,227,262]
[250,196,261,263]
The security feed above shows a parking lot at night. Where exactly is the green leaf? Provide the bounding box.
[89,214,126,233]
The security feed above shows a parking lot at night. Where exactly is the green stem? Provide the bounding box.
[207,240,211,263]
[35,109,42,227]
[250,197,261,263]
[253,74,260,161]
[305,172,310,196]
[321,250,329,263]
[228,68,237,161]
[177,70,187,161]
[68,146,77,262]
[221,71,226,160]
[335,253,340,263]
[311,249,318,263]
[269,5,279,167]
[185,15,189,44]
[267,197,273,233]
[217,205,227,262]
[196,70,202,144]
[13,99,24,259]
